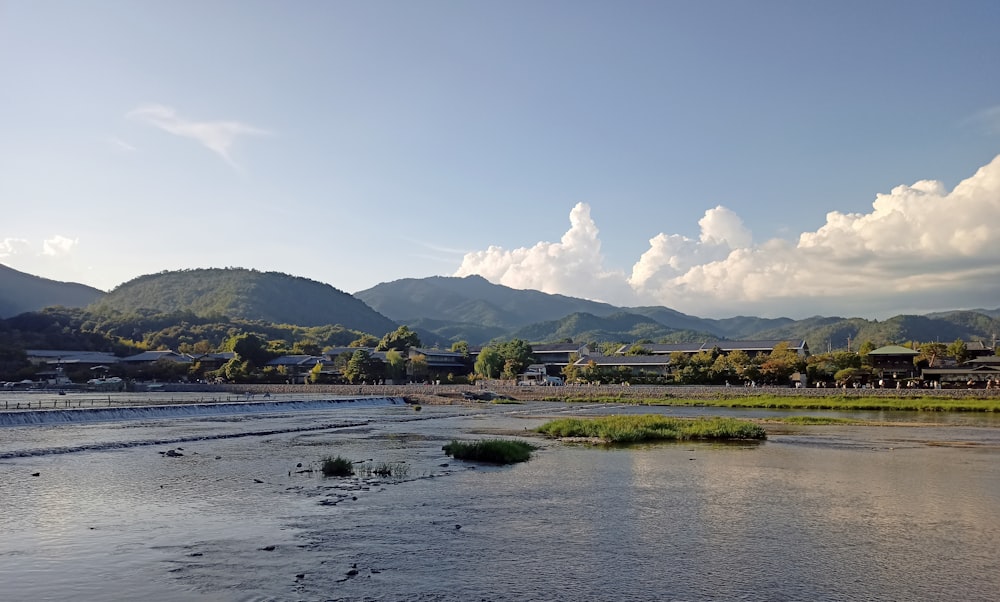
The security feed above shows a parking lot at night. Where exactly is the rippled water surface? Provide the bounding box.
[2,394,999,601]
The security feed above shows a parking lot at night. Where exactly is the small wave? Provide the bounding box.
[0,397,405,428]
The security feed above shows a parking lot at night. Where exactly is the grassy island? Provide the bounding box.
[443,439,537,464]
[535,415,766,444]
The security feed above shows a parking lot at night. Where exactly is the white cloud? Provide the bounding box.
[967,105,1000,136]
[0,238,30,258]
[108,136,136,152]
[455,153,1000,318]
[42,235,78,257]
[454,203,632,304]
[126,104,268,167]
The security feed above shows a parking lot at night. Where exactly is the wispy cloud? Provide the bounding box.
[108,136,137,152]
[126,103,269,167]
[0,238,30,259]
[455,153,1000,318]
[964,105,1000,135]
[42,235,78,257]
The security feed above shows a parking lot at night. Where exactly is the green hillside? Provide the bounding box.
[90,268,398,336]
[0,264,105,318]
[355,275,621,328]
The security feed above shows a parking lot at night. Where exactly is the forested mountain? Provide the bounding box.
[0,264,105,318]
[91,268,398,336]
[510,311,711,344]
[750,314,1000,353]
[355,275,622,328]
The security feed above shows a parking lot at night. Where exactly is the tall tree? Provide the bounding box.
[376,325,421,352]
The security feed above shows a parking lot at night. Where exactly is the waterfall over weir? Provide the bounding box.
[0,397,406,427]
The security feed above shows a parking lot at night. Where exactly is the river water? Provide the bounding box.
[1,393,999,601]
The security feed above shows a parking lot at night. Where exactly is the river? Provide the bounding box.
[1,393,998,601]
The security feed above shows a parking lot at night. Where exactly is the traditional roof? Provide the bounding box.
[26,350,121,364]
[868,345,920,356]
[574,355,672,367]
[121,350,193,363]
[267,355,325,367]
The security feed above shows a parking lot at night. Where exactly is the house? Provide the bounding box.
[26,349,121,367]
[571,354,672,378]
[921,355,1000,387]
[530,343,591,367]
[266,354,327,383]
[408,348,468,378]
[867,345,920,381]
[121,350,193,365]
[614,340,809,359]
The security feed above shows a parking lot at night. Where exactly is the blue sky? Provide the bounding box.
[2,1,999,319]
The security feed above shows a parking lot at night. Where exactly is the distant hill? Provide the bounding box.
[91,268,398,336]
[357,275,1000,350]
[355,275,622,329]
[751,313,1000,353]
[0,264,105,318]
[511,311,707,344]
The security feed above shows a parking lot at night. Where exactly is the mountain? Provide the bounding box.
[90,268,398,336]
[0,264,105,318]
[355,275,623,329]
[358,275,1000,349]
[510,311,709,344]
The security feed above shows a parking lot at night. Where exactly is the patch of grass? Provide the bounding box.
[491,398,522,404]
[321,455,354,477]
[768,416,862,425]
[356,461,410,478]
[443,439,536,464]
[535,415,766,444]
[413,404,422,411]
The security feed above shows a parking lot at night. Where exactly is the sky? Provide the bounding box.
[2,1,1000,320]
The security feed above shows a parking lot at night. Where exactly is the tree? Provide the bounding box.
[376,326,421,352]
[343,350,377,384]
[858,340,876,366]
[384,349,406,382]
[349,334,379,348]
[450,340,470,356]
[917,342,947,368]
[495,339,534,378]
[474,346,503,379]
[756,342,805,385]
[229,333,271,368]
[562,353,581,383]
[292,339,322,355]
[309,362,324,384]
[409,353,428,381]
[947,339,970,364]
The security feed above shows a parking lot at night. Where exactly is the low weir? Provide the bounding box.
[0,396,405,428]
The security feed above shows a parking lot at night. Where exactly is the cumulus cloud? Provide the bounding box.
[42,235,78,257]
[455,153,1000,318]
[127,104,268,167]
[0,238,30,258]
[454,203,632,304]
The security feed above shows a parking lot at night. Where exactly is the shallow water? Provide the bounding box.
[2,397,999,601]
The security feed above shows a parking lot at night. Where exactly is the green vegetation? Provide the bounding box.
[355,461,410,478]
[442,439,537,464]
[321,455,354,477]
[765,416,862,425]
[535,415,766,444]
[90,268,397,334]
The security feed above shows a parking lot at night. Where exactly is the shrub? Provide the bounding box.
[321,455,354,477]
[443,439,536,464]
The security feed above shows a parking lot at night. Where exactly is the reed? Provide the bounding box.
[320,455,354,477]
[443,439,536,464]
